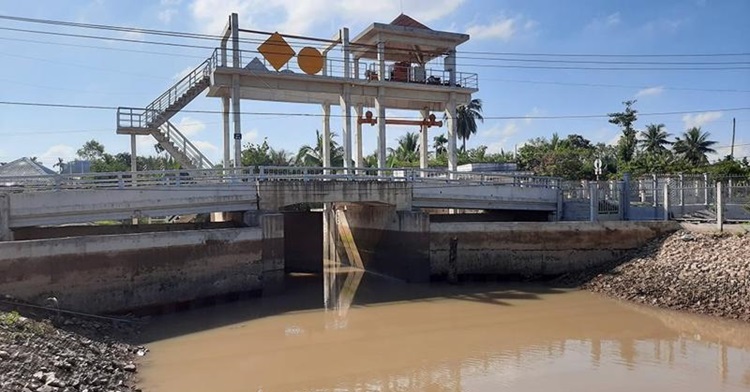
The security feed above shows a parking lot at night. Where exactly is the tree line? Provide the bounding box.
[70,99,748,180]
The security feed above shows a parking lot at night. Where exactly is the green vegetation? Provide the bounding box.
[0,310,21,326]
[71,100,749,180]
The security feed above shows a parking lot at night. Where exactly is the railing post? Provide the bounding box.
[54,175,61,192]
[716,181,724,232]
[703,173,709,206]
[303,167,309,182]
[678,174,685,210]
[117,174,124,190]
[663,182,670,221]
[259,166,266,181]
[621,173,630,221]
[589,182,599,222]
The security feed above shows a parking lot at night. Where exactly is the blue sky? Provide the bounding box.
[1,0,748,168]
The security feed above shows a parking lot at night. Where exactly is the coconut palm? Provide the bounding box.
[444,99,483,152]
[673,127,717,166]
[295,130,344,167]
[388,132,420,164]
[433,134,448,155]
[269,149,292,166]
[639,123,672,154]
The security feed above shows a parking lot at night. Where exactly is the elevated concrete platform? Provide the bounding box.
[208,67,475,111]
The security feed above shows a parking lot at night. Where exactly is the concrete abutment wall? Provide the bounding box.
[0,215,284,314]
[430,221,679,278]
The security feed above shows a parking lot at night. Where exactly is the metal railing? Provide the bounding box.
[219,48,479,89]
[159,121,214,169]
[117,54,216,130]
[0,167,559,193]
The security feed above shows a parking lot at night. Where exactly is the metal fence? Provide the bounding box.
[631,174,750,223]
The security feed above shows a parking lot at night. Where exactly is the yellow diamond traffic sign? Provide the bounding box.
[258,33,295,71]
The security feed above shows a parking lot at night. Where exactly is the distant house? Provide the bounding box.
[0,157,58,187]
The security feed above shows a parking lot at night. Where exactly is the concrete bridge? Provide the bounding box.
[0,167,560,237]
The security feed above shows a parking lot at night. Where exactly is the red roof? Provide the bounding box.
[389,14,431,30]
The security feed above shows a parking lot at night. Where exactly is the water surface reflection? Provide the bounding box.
[139,269,750,392]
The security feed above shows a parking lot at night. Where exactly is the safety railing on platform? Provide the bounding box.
[0,167,560,193]
[222,48,479,90]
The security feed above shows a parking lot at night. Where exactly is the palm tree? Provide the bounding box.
[53,157,65,174]
[295,130,344,166]
[639,123,672,154]
[673,127,717,166]
[388,132,420,164]
[444,99,483,152]
[269,148,292,166]
[433,134,448,155]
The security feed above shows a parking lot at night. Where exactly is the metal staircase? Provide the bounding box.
[117,56,216,169]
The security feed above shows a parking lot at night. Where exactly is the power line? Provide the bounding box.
[1,100,749,120]
[482,78,750,94]
[3,14,750,61]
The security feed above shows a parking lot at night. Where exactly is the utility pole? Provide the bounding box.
[730,117,736,159]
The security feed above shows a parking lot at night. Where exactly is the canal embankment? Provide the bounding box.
[580,227,750,322]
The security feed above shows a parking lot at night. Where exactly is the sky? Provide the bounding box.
[0,0,749,168]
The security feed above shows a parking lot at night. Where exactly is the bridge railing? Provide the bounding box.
[1,167,560,193]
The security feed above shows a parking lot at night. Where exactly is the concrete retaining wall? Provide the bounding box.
[0,217,284,314]
[430,221,679,278]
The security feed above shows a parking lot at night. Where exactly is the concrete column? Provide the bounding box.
[232,75,242,168]
[376,90,386,169]
[445,95,458,174]
[322,103,331,173]
[716,181,724,232]
[419,108,429,176]
[130,135,137,173]
[445,49,456,86]
[222,96,231,168]
[231,13,240,68]
[340,90,352,172]
[355,104,364,170]
[353,59,360,80]
[0,193,11,241]
[341,28,350,79]
[260,213,285,294]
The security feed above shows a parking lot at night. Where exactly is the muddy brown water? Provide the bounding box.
[138,268,750,392]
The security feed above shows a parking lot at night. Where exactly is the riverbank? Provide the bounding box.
[581,228,750,322]
[0,303,142,392]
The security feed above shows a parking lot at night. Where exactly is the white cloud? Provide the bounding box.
[586,12,621,30]
[642,18,688,34]
[161,0,182,5]
[524,107,543,124]
[34,144,77,167]
[120,31,146,42]
[243,128,259,143]
[682,111,723,129]
[158,9,178,23]
[189,0,466,35]
[635,86,664,97]
[192,140,220,163]
[173,66,194,80]
[466,15,536,41]
[175,117,207,137]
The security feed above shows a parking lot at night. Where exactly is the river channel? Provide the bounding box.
[138,268,750,391]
